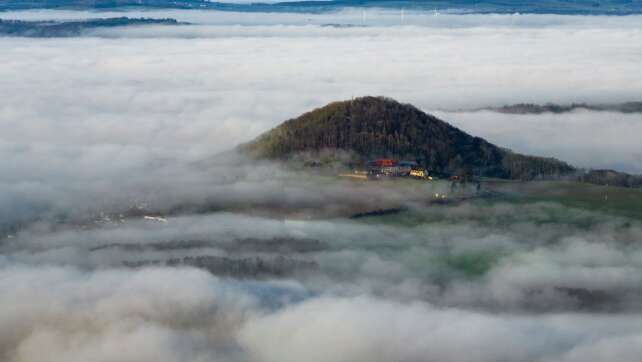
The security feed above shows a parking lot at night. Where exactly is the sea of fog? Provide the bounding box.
[1,8,642,362]
[3,182,642,362]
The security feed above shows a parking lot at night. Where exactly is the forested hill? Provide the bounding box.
[241,96,576,180]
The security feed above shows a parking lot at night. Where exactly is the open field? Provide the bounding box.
[482,180,642,220]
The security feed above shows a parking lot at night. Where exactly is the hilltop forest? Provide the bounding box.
[243,96,576,180]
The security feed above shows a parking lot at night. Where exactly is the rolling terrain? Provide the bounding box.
[243,96,642,188]
[242,96,576,180]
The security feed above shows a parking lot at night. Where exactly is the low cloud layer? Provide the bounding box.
[2,11,640,232]
[5,199,642,310]
[1,11,642,171]
[438,110,642,174]
[2,9,642,362]
[3,261,642,362]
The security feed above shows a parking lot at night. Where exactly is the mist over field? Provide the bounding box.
[1,7,642,362]
[4,199,642,361]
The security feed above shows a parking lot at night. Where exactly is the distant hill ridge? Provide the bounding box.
[3,0,642,15]
[0,18,184,38]
[477,102,642,114]
[241,96,578,181]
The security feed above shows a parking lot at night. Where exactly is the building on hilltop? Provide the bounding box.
[398,161,418,176]
[368,159,398,176]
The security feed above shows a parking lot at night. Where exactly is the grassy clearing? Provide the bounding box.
[483,180,642,220]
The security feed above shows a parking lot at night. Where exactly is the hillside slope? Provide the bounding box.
[241,96,576,180]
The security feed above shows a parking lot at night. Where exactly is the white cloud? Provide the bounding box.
[1,12,641,173]
[436,110,642,174]
[1,11,642,361]
[239,296,642,362]
[3,261,642,362]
